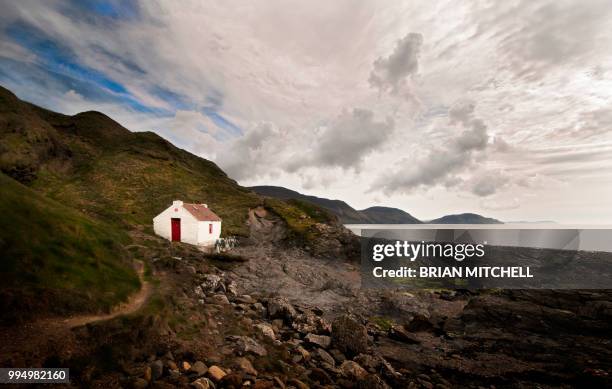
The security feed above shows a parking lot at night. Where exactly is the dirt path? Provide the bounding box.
[61,260,151,328]
[0,261,152,367]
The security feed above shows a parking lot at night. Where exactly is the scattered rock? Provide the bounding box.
[207,365,226,382]
[329,349,346,364]
[253,380,275,389]
[293,346,310,362]
[267,297,297,322]
[354,354,380,372]
[273,376,286,389]
[287,378,309,389]
[220,372,243,388]
[143,366,152,381]
[182,361,192,371]
[235,357,258,376]
[389,325,421,344]
[234,295,255,304]
[292,312,331,334]
[356,374,391,389]
[313,348,335,366]
[190,361,208,377]
[132,377,149,389]
[191,377,215,389]
[332,314,369,356]
[201,274,222,293]
[309,367,333,384]
[305,333,331,348]
[226,280,239,296]
[235,336,268,356]
[209,294,230,305]
[340,360,368,380]
[255,323,276,340]
[150,360,164,381]
[166,360,178,371]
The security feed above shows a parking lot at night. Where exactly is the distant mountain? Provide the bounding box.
[429,213,502,224]
[360,206,421,224]
[250,186,370,223]
[250,186,422,224]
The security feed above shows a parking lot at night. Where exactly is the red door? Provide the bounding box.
[171,218,181,241]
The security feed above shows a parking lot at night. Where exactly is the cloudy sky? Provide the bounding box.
[1,0,611,223]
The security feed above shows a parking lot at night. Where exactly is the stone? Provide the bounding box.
[207,365,226,382]
[253,380,275,389]
[287,378,308,389]
[201,274,222,293]
[313,348,335,366]
[194,286,205,298]
[354,354,380,372]
[273,377,286,389]
[355,374,391,389]
[388,325,420,344]
[209,294,230,305]
[255,323,276,340]
[220,372,243,388]
[340,360,368,380]
[235,357,258,376]
[292,312,332,335]
[150,360,164,381]
[332,314,369,356]
[133,378,149,389]
[293,345,310,362]
[190,361,208,377]
[166,360,178,371]
[235,336,268,356]
[234,295,254,304]
[226,281,239,296]
[267,297,297,322]
[305,333,331,348]
[143,366,152,381]
[191,377,215,389]
[186,265,197,275]
[182,361,192,371]
[329,349,346,364]
[309,367,333,384]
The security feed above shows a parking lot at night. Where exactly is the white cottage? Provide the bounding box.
[153,200,222,246]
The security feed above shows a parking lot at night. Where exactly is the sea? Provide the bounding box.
[344,223,612,253]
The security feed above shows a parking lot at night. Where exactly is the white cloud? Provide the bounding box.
[1,0,612,222]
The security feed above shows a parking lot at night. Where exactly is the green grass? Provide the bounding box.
[0,173,140,321]
[369,316,395,331]
[264,197,336,243]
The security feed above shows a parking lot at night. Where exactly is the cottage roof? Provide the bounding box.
[183,203,222,222]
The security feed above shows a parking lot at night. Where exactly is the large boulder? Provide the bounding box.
[332,314,369,356]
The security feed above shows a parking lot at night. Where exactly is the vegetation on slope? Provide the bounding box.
[0,85,263,236]
[263,197,337,243]
[0,173,140,322]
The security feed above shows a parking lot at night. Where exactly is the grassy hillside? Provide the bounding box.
[359,206,421,224]
[250,185,371,223]
[0,86,264,236]
[0,173,140,322]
